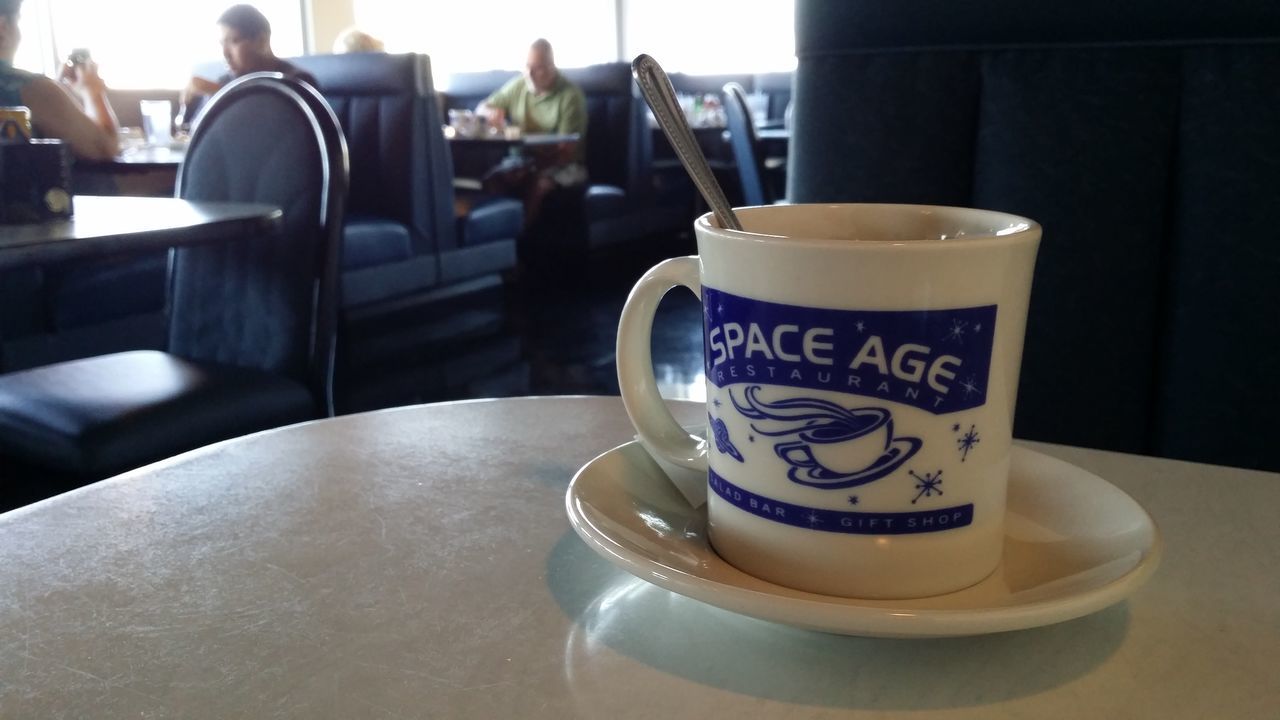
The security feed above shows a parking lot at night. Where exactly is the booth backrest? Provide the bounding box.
[439,69,518,116]
[559,63,647,195]
[290,53,456,255]
[790,0,1280,471]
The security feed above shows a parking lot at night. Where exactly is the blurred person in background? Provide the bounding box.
[0,0,119,160]
[475,38,586,228]
[182,4,318,112]
[333,27,384,54]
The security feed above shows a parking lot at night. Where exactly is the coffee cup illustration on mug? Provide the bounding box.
[618,204,1040,599]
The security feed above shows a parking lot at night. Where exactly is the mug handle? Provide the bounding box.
[616,256,708,471]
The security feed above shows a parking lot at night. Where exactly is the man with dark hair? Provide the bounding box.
[0,0,119,159]
[182,4,318,110]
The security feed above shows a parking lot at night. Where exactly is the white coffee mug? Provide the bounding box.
[617,204,1040,599]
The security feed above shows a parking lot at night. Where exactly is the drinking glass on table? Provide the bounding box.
[140,100,172,146]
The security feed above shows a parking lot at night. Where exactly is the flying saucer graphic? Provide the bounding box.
[708,413,744,462]
[730,385,922,490]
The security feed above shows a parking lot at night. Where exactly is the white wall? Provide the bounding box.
[306,0,356,55]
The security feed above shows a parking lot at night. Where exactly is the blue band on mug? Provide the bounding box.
[709,469,974,535]
[703,287,997,415]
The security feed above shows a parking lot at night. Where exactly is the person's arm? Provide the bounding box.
[556,86,587,137]
[476,76,520,125]
[22,72,119,161]
[181,76,222,106]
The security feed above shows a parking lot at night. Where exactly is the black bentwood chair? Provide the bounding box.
[0,74,348,491]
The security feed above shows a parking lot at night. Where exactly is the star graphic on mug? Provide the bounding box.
[854,320,866,333]
[848,495,859,506]
[806,511,823,526]
[712,398,722,407]
[974,322,982,333]
[945,319,968,342]
[956,424,980,462]
[959,376,980,397]
[909,469,944,504]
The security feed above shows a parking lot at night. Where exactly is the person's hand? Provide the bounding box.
[60,60,108,97]
[181,76,222,106]
[482,106,506,129]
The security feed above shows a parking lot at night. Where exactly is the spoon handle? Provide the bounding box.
[632,54,743,231]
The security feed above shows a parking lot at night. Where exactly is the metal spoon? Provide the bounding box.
[632,54,743,231]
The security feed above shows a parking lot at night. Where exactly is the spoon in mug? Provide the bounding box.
[632,54,744,231]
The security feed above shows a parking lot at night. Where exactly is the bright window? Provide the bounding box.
[621,0,795,74]
[354,1,618,80]
[352,0,795,78]
[13,0,306,88]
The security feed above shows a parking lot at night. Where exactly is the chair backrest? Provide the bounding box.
[790,0,1280,471]
[722,82,768,206]
[172,73,348,414]
[289,52,456,255]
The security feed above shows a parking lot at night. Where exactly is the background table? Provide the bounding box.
[75,141,187,197]
[447,132,580,182]
[0,396,1275,718]
[0,195,281,270]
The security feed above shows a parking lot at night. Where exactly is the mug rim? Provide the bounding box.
[695,203,1041,249]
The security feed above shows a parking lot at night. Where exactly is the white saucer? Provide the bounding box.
[566,442,1162,638]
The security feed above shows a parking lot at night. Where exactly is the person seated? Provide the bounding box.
[0,0,118,160]
[332,27,384,54]
[182,4,319,115]
[475,38,587,228]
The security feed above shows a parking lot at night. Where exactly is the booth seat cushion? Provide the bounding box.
[583,184,626,222]
[342,216,415,270]
[455,195,523,247]
[0,350,316,476]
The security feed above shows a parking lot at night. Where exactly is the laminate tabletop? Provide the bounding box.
[0,195,281,270]
[0,396,1275,718]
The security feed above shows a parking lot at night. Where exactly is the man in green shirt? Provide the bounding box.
[477,39,586,227]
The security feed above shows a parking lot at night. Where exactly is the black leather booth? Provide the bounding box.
[289,53,521,310]
[790,0,1280,471]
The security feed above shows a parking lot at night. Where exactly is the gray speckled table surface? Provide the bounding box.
[1,396,1276,718]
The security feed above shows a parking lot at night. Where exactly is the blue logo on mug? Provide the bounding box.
[704,287,997,415]
[730,385,921,489]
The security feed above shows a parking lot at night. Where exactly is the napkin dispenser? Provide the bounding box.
[0,139,74,224]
